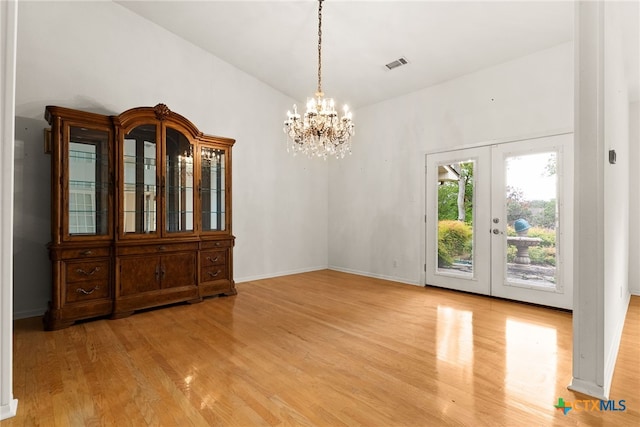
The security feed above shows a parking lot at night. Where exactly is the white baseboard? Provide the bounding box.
[0,399,18,421]
[568,378,607,400]
[327,266,421,287]
[630,289,640,296]
[568,292,631,401]
[603,292,631,398]
[235,266,329,283]
[13,308,46,320]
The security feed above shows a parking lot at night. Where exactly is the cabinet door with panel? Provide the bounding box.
[116,111,198,240]
[162,252,197,289]
[120,123,161,238]
[199,146,229,233]
[119,256,160,296]
[115,251,198,315]
[165,127,195,236]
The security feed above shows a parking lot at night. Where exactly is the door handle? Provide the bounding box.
[492,228,503,235]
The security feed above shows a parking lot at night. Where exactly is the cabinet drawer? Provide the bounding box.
[59,247,110,259]
[65,260,110,283]
[201,250,227,267]
[65,280,109,303]
[117,242,199,256]
[201,265,228,282]
[201,239,232,250]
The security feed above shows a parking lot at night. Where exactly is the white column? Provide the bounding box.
[0,0,18,420]
[569,0,606,399]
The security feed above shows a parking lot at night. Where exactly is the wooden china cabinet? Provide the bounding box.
[44,104,235,330]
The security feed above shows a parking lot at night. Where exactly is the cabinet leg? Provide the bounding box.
[44,317,75,331]
[43,309,75,330]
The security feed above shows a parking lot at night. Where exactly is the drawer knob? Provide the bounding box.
[76,267,101,276]
[76,285,100,295]
[207,270,221,278]
[157,246,166,251]
[80,250,94,256]
[206,256,219,263]
[215,242,221,246]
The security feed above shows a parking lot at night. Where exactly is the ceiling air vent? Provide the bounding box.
[385,57,409,70]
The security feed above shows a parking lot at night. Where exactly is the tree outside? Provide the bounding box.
[437,162,474,269]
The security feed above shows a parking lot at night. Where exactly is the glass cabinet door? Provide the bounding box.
[200,147,226,231]
[165,128,194,233]
[67,126,110,236]
[123,124,158,234]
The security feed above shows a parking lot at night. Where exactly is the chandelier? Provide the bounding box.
[283,0,355,159]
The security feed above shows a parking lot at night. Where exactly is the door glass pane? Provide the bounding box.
[165,128,194,233]
[68,127,109,235]
[504,151,557,289]
[201,147,226,231]
[123,124,157,234]
[436,160,474,276]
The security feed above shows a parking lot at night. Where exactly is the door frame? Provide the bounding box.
[422,131,574,309]
[490,134,573,309]
[425,146,492,295]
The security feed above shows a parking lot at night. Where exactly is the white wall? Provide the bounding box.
[570,0,634,400]
[13,0,328,317]
[602,0,632,394]
[630,101,640,295]
[13,117,51,318]
[0,0,18,420]
[328,42,573,284]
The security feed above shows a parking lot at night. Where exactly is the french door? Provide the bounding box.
[425,134,573,309]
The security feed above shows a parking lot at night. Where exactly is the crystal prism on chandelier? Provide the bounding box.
[283,0,355,159]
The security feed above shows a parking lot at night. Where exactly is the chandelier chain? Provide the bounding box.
[317,0,323,95]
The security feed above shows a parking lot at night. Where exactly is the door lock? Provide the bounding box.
[492,228,501,235]
[493,218,500,224]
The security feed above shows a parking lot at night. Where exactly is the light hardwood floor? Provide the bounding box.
[4,270,639,426]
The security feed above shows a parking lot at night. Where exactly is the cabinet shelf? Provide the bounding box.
[124,155,156,167]
[69,180,109,190]
[123,183,157,192]
[69,209,108,214]
[166,186,194,191]
[69,150,107,161]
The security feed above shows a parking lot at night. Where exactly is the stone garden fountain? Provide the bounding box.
[506,219,542,264]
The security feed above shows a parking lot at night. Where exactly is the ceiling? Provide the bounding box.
[116,1,638,109]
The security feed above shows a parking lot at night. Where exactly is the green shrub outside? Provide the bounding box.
[438,220,472,267]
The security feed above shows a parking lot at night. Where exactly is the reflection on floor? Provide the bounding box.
[6,270,639,426]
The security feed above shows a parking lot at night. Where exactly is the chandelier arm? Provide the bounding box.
[283,0,354,159]
[317,0,323,95]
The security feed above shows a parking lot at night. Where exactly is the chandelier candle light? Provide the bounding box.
[283,0,355,159]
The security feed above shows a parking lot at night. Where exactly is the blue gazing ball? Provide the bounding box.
[514,218,531,234]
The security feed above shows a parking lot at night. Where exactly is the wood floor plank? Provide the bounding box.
[3,270,639,426]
